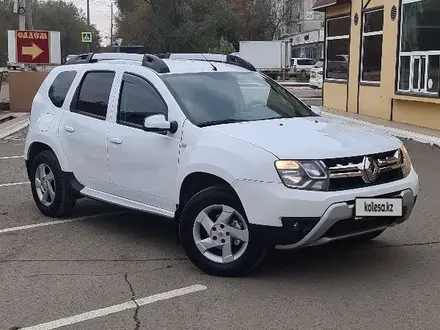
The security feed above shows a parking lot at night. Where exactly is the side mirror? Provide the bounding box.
[143,114,178,134]
[310,105,321,116]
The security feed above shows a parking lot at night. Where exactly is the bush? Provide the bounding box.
[208,37,236,55]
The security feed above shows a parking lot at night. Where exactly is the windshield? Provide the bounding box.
[162,72,317,127]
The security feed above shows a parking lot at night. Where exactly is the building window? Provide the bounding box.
[325,15,350,80]
[398,0,440,95]
[361,9,384,83]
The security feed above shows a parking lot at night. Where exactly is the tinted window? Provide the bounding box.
[361,35,383,82]
[361,10,384,82]
[74,71,115,119]
[118,73,167,127]
[327,16,350,37]
[297,59,316,66]
[48,71,77,108]
[162,72,316,127]
[364,9,383,33]
[399,56,410,91]
[401,0,440,52]
[326,39,350,80]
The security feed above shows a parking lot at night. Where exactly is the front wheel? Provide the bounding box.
[180,185,266,277]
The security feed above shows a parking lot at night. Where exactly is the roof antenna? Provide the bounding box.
[145,1,218,71]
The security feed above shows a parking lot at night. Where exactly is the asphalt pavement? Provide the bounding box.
[1,128,440,330]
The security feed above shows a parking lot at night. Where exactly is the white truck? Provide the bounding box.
[238,41,292,80]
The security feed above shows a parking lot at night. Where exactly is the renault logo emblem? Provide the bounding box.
[361,156,380,183]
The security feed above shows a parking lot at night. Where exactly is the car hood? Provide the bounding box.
[207,117,402,159]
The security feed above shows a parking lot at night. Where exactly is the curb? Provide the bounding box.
[280,83,310,87]
[322,111,440,147]
[0,115,30,139]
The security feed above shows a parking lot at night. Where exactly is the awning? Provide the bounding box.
[312,0,351,12]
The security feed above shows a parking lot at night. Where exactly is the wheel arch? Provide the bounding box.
[176,171,243,220]
[26,140,72,177]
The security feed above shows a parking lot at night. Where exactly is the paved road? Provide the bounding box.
[1,128,439,330]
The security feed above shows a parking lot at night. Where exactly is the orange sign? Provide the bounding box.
[16,30,50,64]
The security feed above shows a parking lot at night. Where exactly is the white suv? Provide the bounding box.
[24,52,419,277]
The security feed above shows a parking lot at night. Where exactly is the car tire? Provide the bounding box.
[180,185,267,277]
[344,229,386,244]
[30,150,76,217]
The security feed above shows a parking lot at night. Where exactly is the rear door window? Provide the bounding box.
[71,71,115,120]
[48,71,77,108]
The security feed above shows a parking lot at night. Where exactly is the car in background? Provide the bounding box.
[290,58,316,72]
[6,61,20,70]
[309,59,324,89]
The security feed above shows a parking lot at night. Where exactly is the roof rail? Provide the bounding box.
[156,53,257,72]
[142,54,170,73]
[64,52,170,74]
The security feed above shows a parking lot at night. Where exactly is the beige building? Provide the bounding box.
[313,0,440,131]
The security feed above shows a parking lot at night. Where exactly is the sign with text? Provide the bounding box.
[16,30,50,64]
[8,30,61,65]
[81,32,92,43]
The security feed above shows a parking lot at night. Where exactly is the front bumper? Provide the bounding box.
[233,168,419,249]
[274,189,416,249]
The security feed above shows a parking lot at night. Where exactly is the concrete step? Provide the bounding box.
[0,112,29,139]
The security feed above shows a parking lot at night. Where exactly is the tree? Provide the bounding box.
[209,36,235,54]
[114,0,279,54]
[33,1,101,59]
[0,0,18,65]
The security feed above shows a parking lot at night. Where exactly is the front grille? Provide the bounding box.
[323,217,395,238]
[323,149,404,191]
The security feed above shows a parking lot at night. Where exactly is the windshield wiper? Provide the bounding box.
[199,119,249,127]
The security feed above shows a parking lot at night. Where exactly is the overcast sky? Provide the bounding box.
[72,0,116,45]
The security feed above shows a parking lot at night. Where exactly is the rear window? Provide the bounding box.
[297,59,316,66]
[48,71,77,108]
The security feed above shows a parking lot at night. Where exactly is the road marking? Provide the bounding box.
[0,211,126,234]
[0,155,23,160]
[0,181,30,188]
[21,284,207,330]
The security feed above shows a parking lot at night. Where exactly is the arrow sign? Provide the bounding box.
[16,30,50,64]
[22,43,44,60]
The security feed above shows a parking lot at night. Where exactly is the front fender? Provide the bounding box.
[175,126,281,202]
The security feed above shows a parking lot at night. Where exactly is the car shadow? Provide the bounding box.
[75,200,417,280]
[254,239,417,281]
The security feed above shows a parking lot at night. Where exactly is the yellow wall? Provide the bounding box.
[323,83,347,111]
[359,86,390,120]
[322,0,440,131]
[326,3,351,17]
[394,100,440,131]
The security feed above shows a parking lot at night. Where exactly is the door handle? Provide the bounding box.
[65,126,75,133]
[110,137,123,145]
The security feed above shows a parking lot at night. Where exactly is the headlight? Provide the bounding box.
[275,160,329,191]
[400,146,412,177]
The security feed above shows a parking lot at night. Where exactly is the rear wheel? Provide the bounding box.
[30,151,76,217]
[180,185,266,277]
